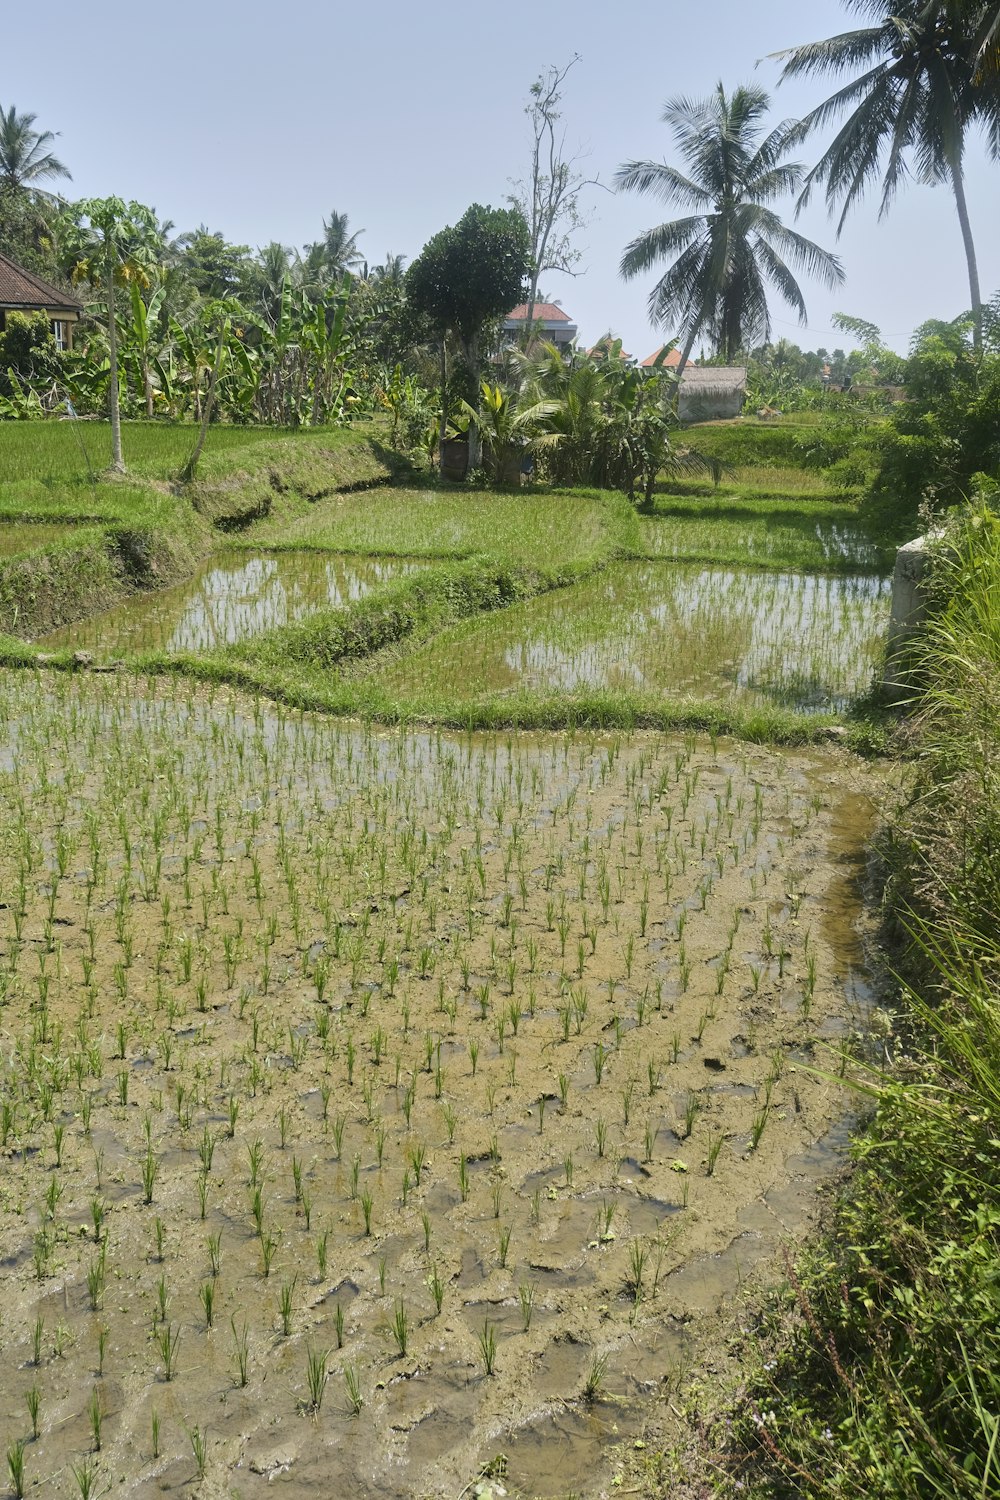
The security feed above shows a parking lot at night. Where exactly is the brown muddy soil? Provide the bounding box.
[0,672,876,1498]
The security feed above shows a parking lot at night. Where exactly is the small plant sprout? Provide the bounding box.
[344,1365,363,1415]
[156,1322,180,1381]
[199,1281,215,1329]
[389,1301,409,1357]
[231,1318,250,1387]
[88,1386,103,1450]
[518,1281,536,1331]
[25,1384,40,1440]
[478,1320,498,1376]
[428,1263,445,1315]
[279,1278,296,1336]
[584,1352,609,1402]
[189,1425,208,1479]
[304,1346,330,1413]
[7,1439,26,1500]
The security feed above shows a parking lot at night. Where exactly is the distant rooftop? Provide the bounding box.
[641,345,682,368]
[0,251,81,313]
[505,302,573,324]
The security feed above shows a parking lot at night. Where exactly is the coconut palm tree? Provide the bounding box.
[615,83,844,374]
[303,210,364,293]
[773,1,1000,349]
[0,103,71,195]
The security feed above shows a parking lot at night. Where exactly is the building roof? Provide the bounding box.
[641,345,682,368]
[505,302,572,324]
[680,365,747,390]
[0,251,82,314]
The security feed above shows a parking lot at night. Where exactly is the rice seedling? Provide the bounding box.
[478,1320,498,1376]
[25,1385,40,1440]
[389,1301,409,1358]
[304,1345,330,1413]
[156,1323,180,1381]
[344,1365,364,1415]
[231,1318,250,1387]
[584,1353,609,1402]
[71,1456,99,1500]
[6,1438,25,1499]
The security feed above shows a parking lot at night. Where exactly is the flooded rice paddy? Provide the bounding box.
[40,552,427,655]
[0,670,876,1497]
[379,562,890,712]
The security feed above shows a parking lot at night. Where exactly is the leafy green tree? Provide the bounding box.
[616,83,843,373]
[406,203,531,471]
[174,227,256,301]
[774,1,1000,350]
[0,311,56,399]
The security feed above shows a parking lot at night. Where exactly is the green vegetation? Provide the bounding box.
[719,503,1000,1497]
[616,83,844,368]
[0,423,393,635]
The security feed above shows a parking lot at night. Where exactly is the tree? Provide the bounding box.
[303,210,364,292]
[0,103,71,195]
[73,198,160,472]
[508,58,595,345]
[615,84,844,375]
[773,1,1000,349]
[406,204,531,471]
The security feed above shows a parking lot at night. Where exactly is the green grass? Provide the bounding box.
[718,501,1000,1498]
[0,419,374,485]
[0,423,395,636]
[243,485,640,564]
[639,493,893,573]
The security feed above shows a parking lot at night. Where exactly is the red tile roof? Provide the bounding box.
[641,345,682,368]
[505,302,572,323]
[0,251,81,313]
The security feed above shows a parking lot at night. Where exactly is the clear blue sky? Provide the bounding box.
[5,0,998,356]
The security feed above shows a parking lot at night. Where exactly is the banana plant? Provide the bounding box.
[127,280,167,417]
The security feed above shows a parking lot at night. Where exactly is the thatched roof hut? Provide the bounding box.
[678,365,747,422]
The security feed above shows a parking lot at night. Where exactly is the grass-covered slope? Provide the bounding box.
[0,421,394,636]
[717,503,1000,1498]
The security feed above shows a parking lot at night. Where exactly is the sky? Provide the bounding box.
[4,0,999,358]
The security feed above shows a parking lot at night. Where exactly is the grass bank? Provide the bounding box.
[0,421,396,636]
[706,502,1000,1497]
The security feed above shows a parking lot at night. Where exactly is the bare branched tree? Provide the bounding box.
[508,58,599,345]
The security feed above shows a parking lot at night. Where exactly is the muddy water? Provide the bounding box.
[0,522,78,557]
[0,673,877,1497]
[40,551,427,654]
[379,562,891,713]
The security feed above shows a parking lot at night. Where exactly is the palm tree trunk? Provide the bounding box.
[180,320,227,484]
[106,239,125,473]
[675,328,698,379]
[951,157,983,352]
[438,336,448,481]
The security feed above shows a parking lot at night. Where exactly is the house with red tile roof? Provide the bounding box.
[0,251,82,351]
[641,345,682,368]
[502,302,577,351]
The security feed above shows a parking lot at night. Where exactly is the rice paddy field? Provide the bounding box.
[0,420,894,1496]
[0,672,874,1498]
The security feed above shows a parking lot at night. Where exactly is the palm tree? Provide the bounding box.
[615,84,844,374]
[0,103,71,195]
[303,210,364,292]
[773,1,1000,349]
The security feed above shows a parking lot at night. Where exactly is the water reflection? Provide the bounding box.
[41,551,426,654]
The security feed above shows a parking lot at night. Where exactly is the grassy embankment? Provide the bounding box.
[0,415,894,744]
[0,423,395,637]
[700,503,1000,1497]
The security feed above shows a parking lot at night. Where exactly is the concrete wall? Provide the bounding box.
[882,533,937,698]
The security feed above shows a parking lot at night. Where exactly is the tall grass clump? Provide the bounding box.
[727,502,1000,1498]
